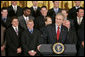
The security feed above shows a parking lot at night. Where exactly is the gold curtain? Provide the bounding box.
[1,1,84,9]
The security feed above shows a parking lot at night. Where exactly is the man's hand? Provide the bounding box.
[37,45,41,51]
[82,41,84,48]
[17,47,22,53]
[28,50,37,56]
[1,45,5,52]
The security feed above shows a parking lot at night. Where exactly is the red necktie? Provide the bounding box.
[57,26,60,41]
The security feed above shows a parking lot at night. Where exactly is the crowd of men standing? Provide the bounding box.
[1,1,84,56]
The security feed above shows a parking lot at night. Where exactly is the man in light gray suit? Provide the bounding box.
[1,25,6,56]
[18,7,34,30]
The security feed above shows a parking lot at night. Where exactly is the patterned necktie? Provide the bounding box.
[57,26,60,41]
[15,28,18,35]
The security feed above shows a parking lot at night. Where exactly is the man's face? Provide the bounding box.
[32,1,38,6]
[27,21,34,30]
[11,1,17,6]
[1,10,8,17]
[54,1,59,8]
[41,8,48,16]
[77,9,84,17]
[61,10,68,18]
[45,17,52,25]
[12,19,19,27]
[24,9,31,16]
[55,15,64,26]
[75,1,81,7]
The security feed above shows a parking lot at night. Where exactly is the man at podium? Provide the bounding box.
[37,13,77,56]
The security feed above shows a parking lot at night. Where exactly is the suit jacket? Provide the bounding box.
[68,6,83,19]
[21,29,41,56]
[40,24,77,44]
[34,15,46,30]
[7,5,23,17]
[30,7,41,18]
[5,26,23,56]
[74,17,84,48]
[48,8,61,23]
[1,16,11,29]
[1,25,6,46]
[18,15,34,30]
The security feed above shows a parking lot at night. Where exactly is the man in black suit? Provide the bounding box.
[18,7,34,30]
[1,7,11,29]
[73,8,84,56]
[30,1,41,18]
[7,1,23,17]
[34,6,48,30]
[5,17,23,56]
[48,1,61,23]
[21,19,41,56]
[37,13,77,51]
[68,1,83,19]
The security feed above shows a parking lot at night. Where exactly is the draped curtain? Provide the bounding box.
[1,1,84,9]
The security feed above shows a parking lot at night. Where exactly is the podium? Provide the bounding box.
[40,44,77,56]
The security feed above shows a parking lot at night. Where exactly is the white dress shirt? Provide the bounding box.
[77,17,83,25]
[33,6,37,11]
[55,24,61,33]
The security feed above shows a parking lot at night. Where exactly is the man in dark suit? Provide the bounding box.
[37,13,77,51]
[48,1,61,23]
[5,17,23,56]
[68,1,83,19]
[34,6,48,31]
[18,7,34,30]
[73,8,84,56]
[30,1,41,18]
[1,7,11,29]
[21,19,41,56]
[7,1,23,17]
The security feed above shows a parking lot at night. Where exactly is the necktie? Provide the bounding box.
[3,18,6,22]
[34,7,37,12]
[15,28,18,35]
[57,26,60,41]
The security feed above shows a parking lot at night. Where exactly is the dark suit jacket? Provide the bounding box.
[5,26,23,56]
[7,5,23,17]
[34,15,46,30]
[1,16,11,29]
[21,29,41,56]
[30,7,41,18]
[74,17,84,47]
[48,8,61,23]
[68,7,83,19]
[40,24,77,44]
[74,17,84,34]
[18,15,34,30]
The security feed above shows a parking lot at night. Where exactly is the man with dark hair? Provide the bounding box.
[48,1,61,23]
[1,7,11,29]
[7,1,23,17]
[18,7,34,30]
[21,19,41,56]
[73,8,84,56]
[30,1,41,18]
[68,1,83,19]
[5,16,23,56]
[34,6,48,30]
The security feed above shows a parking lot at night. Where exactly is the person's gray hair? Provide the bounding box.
[56,13,65,20]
